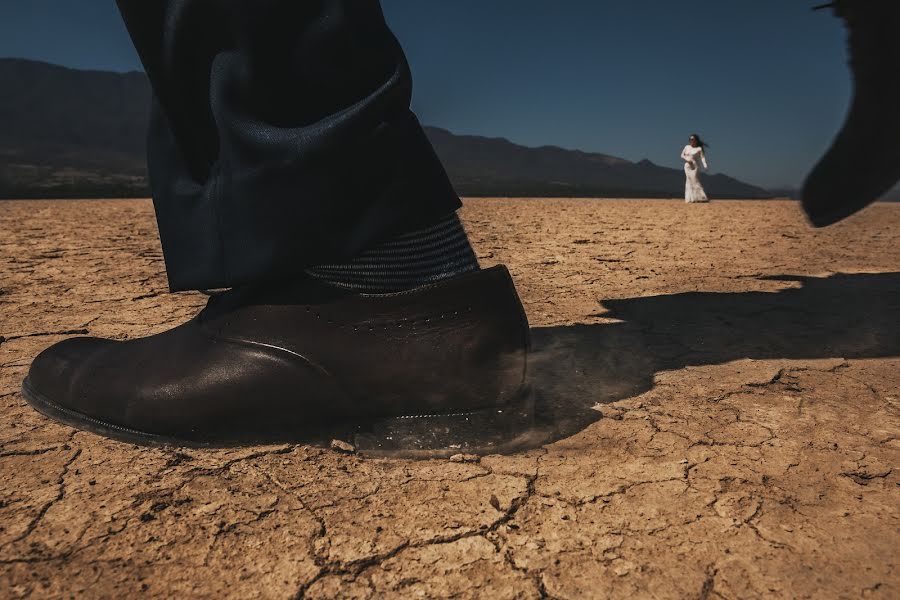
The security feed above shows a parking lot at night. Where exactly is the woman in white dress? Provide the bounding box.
[681,134,709,203]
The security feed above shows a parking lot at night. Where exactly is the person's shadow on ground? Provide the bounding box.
[528,271,900,444]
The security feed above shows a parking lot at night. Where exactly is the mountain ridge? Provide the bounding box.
[0,58,773,199]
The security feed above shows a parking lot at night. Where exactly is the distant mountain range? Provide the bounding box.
[0,58,773,199]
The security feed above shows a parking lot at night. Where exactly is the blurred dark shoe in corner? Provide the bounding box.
[802,0,900,227]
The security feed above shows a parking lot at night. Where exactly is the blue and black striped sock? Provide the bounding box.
[305,213,480,293]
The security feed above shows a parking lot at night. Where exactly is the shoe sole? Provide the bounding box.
[804,197,877,228]
[21,377,543,458]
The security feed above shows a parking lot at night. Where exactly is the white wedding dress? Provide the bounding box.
[681,145,709,203]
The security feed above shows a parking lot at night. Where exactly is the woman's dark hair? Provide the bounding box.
[690,133,708,149]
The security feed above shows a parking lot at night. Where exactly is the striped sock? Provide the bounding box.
[305,213,480,293]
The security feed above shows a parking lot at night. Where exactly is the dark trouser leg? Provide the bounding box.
[115,0,460,291]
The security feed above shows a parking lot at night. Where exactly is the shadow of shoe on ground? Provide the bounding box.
[527,271,900,445]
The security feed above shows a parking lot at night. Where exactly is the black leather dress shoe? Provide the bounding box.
[22,266,532,454]
[802,0,900,227]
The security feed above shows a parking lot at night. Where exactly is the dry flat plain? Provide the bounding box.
[0,198,898,599]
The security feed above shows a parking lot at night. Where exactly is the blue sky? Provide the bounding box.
[0,0,851,188]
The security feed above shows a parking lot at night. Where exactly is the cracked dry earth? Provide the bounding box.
[1,198,898,599]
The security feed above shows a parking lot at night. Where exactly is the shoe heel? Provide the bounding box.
[349,386,546,458]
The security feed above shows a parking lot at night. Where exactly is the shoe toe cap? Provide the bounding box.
[24,337,115,406]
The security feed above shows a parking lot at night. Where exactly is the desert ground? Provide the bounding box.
[0,198,898,599]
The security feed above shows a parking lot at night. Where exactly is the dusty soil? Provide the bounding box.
[0,198,898,599]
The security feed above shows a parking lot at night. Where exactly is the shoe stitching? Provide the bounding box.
[396,411,480,419]
[304,305,474,332]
